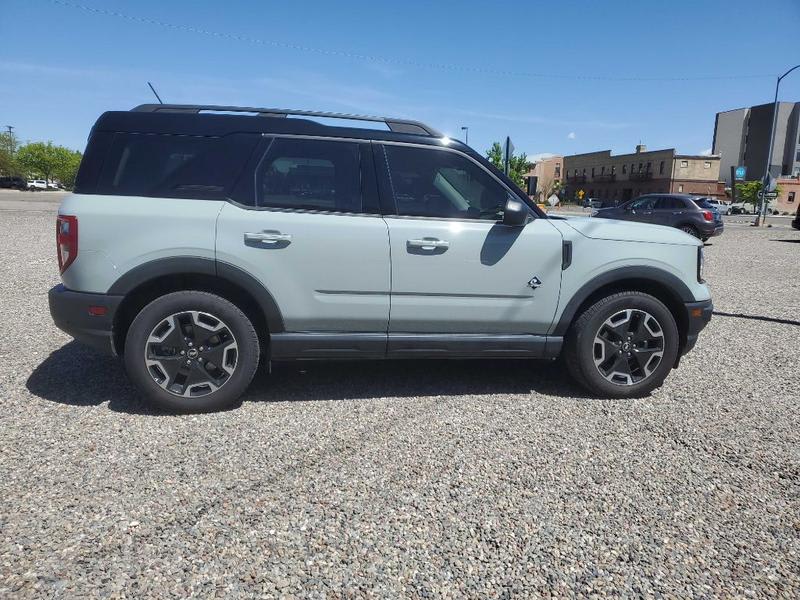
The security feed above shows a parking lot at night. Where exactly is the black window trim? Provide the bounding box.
[374,140,538,223]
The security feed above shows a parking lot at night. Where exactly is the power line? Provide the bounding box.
[47,0,771,83]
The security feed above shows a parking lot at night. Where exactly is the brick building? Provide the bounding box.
[563,145,725,204]
[523,155,563,202]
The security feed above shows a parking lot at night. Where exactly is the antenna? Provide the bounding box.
[147,82,163,104]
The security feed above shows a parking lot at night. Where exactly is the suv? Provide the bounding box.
[48,104,713,412]
[593,194,724,241]
[28,179,48,191]
[0,176,28,190]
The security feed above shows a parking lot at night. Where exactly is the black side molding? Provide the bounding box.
[551,266,695,336]
[562,240,573,270]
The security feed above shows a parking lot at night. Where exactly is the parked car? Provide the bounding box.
[28,179,48,191]
[48,104,713,412]
[593,194,724,241]
[730,202,755,215]
[47,181,63,190]
[792,204,800,230]
[696,197,731,215]
[582,197,603,210]
[0,176,27,190]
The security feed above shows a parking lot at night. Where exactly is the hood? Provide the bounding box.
[557,216,701,246]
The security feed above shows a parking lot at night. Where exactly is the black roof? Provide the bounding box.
[92,103,457,149]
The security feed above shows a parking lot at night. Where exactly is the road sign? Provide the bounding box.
[764,191,778,199]
[735,166,746,180]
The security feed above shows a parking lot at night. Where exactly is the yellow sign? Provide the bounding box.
[577,190,585,200]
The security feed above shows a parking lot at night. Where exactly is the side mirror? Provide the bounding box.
[502,197,529,226]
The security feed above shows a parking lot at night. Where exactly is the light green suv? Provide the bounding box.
[48,104,712,412]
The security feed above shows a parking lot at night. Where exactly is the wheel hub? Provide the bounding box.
[592,309,665,386]
[144,311,238,397]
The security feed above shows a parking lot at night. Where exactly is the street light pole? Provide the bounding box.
[754,64,800,226]
[460,126,469,146]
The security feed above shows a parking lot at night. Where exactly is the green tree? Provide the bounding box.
[17,141,82,188]
[0,132,20,176]
[735,180,780,212]
[52,147,83,189]
[485,142,531,187]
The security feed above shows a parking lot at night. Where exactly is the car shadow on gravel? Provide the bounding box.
[26,341,158,415]
[27,342,593,413]
[242,357,593,404]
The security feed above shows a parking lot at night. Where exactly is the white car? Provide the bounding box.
[697,198,731,215]
[28,179,48,191]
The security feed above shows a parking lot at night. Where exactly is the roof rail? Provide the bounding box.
[131,104,443,137]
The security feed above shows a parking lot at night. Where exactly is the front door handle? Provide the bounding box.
[244,231,292,245]
[407,238,450,251]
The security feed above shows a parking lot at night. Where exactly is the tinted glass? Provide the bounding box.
[256,138,361,212]
[382,145,508,220]
[97,133,258,199]
[630,196,656,210]
[655,197,684,209]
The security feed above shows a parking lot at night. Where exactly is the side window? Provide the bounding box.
[656,197,683,210]
[256,138,361,213]
[97,133,259,199]
[630,196,656,210]
[382,145,509,220]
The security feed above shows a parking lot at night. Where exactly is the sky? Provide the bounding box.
[2,0,800,160]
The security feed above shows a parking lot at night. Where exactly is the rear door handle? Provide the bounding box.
[244,231,292,245]
[672,211,684,215]
[407,238,450,251]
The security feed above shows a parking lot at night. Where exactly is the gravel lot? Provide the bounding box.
[1,195,799,597]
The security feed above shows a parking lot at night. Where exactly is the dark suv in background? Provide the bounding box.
[593,194,724,241]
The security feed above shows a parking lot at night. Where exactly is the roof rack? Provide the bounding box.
[131,104,443,137]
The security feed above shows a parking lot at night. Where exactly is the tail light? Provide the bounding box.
[56,215,78,274]
[701,210,713,222]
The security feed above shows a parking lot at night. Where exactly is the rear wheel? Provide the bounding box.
[679,224,700,238]
[124,291,260,412]
[563,292,679,398]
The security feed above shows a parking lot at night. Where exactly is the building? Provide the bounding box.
[774,177,800,214]
[712,102,800,185]
[562,145,725,204]
[523,155,563,202]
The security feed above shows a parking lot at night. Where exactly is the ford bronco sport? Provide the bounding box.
[49,104,712,412]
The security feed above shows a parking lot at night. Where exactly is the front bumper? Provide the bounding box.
[681,298,713,355]
[48,284,122,355]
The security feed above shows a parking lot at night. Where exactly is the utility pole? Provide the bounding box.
[460,126,469,146]
[753,64,800,226]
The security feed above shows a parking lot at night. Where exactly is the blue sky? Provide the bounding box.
[2,0,799,160]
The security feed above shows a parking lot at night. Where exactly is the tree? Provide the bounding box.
[17,141,82,188]
[735,180,780,212]
[52,147,83,189]
[0,132,20,176]
[485,142,531,187]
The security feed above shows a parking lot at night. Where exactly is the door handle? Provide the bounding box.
[407,238,450,251]
[244,231,292,245]
[672,211,684,215]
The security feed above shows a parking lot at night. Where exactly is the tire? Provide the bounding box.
[563,291,679,398]
[679,224,700,239]
[124,291,260,413]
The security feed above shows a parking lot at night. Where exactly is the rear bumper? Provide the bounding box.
[48,284,122,355]
[699,222,724,238]
[681,298,713,355]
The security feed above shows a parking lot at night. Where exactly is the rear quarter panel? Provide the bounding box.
[59,194,225,293]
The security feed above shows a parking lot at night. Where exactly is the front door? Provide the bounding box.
[377,143,563,335]
[216,137,390,333]
[626,195,658,224]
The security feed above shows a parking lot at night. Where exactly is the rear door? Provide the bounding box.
[215,137,390,333]
[652,196,685,226]
[376,142,563,336]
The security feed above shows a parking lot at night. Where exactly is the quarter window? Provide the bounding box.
[256,138,361,212]
[382,145,510,220]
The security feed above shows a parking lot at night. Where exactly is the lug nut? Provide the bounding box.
[185,360,191,365]
[188,342,193,347]
[180,350,185,355]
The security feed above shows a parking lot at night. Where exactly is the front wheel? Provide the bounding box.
[563,292,679,398]
[124,291,260,412]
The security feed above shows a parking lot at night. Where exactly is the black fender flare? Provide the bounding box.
[107,256,285,332]
[551,265,693,336]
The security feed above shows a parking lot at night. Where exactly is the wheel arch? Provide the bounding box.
[109,257,284,355]
[552,266,691,350]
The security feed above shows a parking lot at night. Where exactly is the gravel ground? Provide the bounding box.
[1,204,799,597]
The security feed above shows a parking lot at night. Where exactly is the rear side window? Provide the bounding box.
[255,138,361,213]
[96,133,259,199]
[656,197,685,210]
